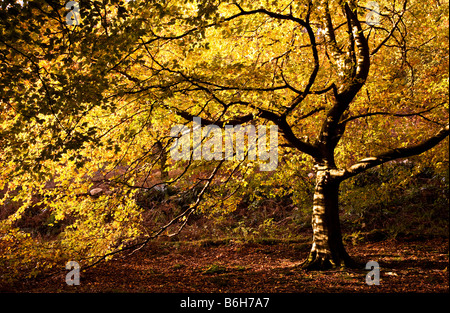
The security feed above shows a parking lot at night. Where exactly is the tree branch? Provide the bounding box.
[82,160,225,270]
[175,109,254,127]
[315,3,372,165]
[339,104,442,126]
[255,107,321,159]
[345,3,370,90]
[370,0,408,56]
[340,124,449,180]
[233,3,308,27]
[282,18,320,116]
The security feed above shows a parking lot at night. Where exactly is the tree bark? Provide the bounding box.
[155,140,169,181]
[302,168,358,270]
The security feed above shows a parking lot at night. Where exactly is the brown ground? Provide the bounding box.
[4,236,448,293]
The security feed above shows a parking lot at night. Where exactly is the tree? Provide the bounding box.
[0,0,448,273]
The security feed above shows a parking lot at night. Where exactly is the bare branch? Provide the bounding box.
[370,0,408,56]
[309,83,337,95]
[232,3,308,27]
[339,104,443,125]
[83,159,225,270]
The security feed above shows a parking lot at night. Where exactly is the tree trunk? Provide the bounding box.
[302,169,359,270]
[155,141,169,181]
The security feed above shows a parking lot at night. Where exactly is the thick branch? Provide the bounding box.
[309,83,337,95]
[316,3,371,165]
[256,107,321,159]
[343,3,370,94]
[322,0,343,57]
[175,109,254,127]
[340,124,449,180]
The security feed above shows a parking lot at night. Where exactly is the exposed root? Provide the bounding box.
[301,254,334,271]
[301,250,363,271]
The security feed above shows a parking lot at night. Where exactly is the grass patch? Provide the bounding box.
[203,264,228,275]
[172,263,186,270]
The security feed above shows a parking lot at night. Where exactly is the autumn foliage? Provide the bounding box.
[0,0,448,285]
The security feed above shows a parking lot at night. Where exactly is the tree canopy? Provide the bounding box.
[0,0,448,278]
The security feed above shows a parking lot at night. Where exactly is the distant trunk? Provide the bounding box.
[302,169,358,270]
[156,141,169,181]
[160,149,168,181]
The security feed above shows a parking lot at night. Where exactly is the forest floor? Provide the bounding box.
[3,235,448,293]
